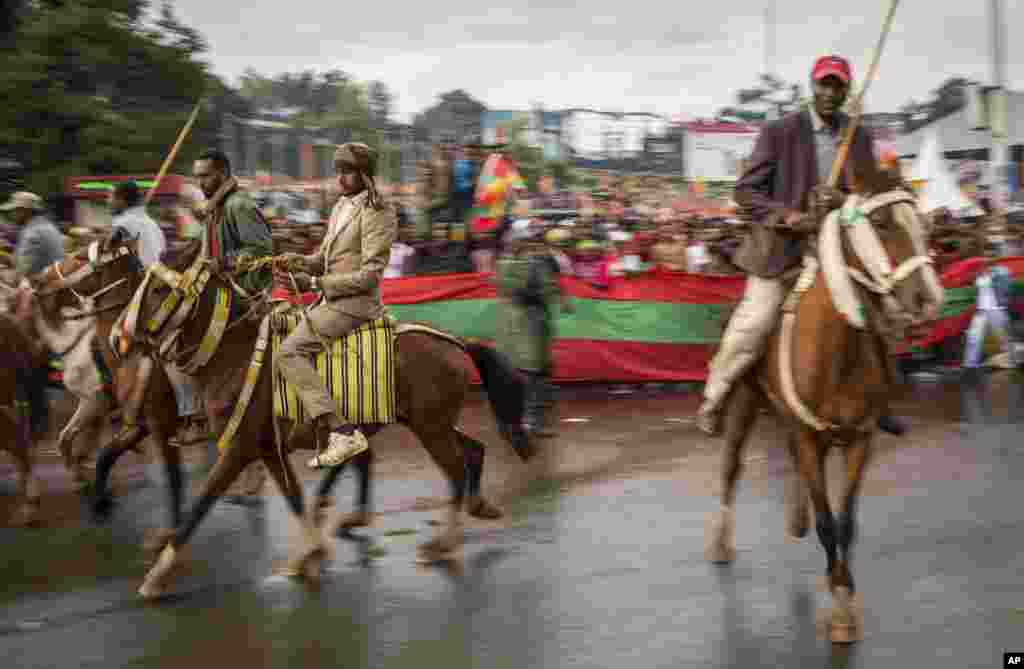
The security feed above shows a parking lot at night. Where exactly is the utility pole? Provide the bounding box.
[989,0,1011,219]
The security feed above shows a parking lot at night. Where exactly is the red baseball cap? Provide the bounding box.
[811,55,852,84]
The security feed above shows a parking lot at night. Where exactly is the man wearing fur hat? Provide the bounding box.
[274,143,397,469]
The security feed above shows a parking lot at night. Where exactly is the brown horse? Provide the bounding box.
[31,237,527,547]
[0,311,49,525]
[29,240,185,528]
[703,168,943,643]
[112,241,529,599]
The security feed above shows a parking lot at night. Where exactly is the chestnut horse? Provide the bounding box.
[110,241,529,599]
[32,238,527,556]
[704,168,943,643]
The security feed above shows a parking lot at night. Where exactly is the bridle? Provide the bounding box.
[114,253,266,373]
[837,190,936,313]
[37,241,138,319]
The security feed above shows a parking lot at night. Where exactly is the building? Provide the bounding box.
[680,120,760,182]
[413,90,487,145]
[894,90,1024,164]
[560,110,667,162]
[220,114,351,181]
[481,108,564,161]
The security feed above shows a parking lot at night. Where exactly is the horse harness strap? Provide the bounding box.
[214,315,271,456]
[778,256,837,433]
[175,286,232,374]
[119,259,234,374]
[776,190,929,437]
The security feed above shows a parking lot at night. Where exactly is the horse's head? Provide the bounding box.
[28,232,145,329]
[112,240,204,359]
[840,166,944,338]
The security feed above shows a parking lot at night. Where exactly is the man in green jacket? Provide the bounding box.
[495,220,573,437]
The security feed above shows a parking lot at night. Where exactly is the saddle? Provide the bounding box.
[269,302,398,425]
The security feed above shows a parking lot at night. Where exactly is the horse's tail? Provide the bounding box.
[463,342,533,461]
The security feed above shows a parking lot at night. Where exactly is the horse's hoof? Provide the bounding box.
[138,581,165,600]
[705,543,736,564]
[417,531,462,562]
[829,621,860,644]
[828,587,861,643]
[139,544,178,600]
[786,512,810,541]
[705,508,735,564]
[467,498,503,520]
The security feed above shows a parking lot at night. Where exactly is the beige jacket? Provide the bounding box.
[301,190,397,320]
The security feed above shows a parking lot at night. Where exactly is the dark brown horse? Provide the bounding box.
[0,312,48,525]
[30,240,185,529]
[704,168,943,643]
[112,241,529,599]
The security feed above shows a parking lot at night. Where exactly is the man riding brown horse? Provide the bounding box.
[273,142,397,470]
[696,55,911,438]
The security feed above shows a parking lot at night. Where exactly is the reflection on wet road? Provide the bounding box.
[2,373,1023,668]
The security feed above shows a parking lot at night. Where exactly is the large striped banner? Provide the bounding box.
[380,257,1024,383]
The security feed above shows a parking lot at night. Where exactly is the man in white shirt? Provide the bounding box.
[109,181,165,267]
[108,181,208,448]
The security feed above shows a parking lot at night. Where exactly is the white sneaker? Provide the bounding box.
[308,430,369,469]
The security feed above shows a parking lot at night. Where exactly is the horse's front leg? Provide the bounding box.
[706,380,759,564]
[827,435,873,644]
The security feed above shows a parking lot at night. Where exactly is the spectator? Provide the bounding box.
[384,225,417,278]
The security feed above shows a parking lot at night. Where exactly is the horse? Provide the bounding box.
[6,280,126,490]
[29,239,185,529]
[0,310,50,526]
[108,240,530,599]
[703,167,944,643]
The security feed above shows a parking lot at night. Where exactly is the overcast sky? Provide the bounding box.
[172,0,1022,123]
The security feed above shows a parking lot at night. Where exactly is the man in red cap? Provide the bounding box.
[696,55,908,437]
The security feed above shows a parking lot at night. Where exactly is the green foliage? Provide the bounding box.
[0,0,225,199]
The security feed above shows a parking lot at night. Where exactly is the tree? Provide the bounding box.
[719,75,803,122]
[0,0,222,198]
[367,81,393,129]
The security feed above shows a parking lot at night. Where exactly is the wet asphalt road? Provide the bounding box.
[1,374,1023,668]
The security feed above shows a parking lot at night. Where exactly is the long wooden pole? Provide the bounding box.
[144,99,203,206]
[826,0,901,188]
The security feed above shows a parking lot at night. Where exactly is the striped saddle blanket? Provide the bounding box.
[269,305,397,425]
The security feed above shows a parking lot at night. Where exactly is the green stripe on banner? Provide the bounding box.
[388,298,727,345]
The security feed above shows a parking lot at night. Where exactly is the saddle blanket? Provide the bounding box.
[270,304,397,425]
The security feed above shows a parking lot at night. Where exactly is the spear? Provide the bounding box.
[144,98,204,207]
[827,0,902,188]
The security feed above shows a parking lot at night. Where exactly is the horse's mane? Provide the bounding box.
[849,161,911,198]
